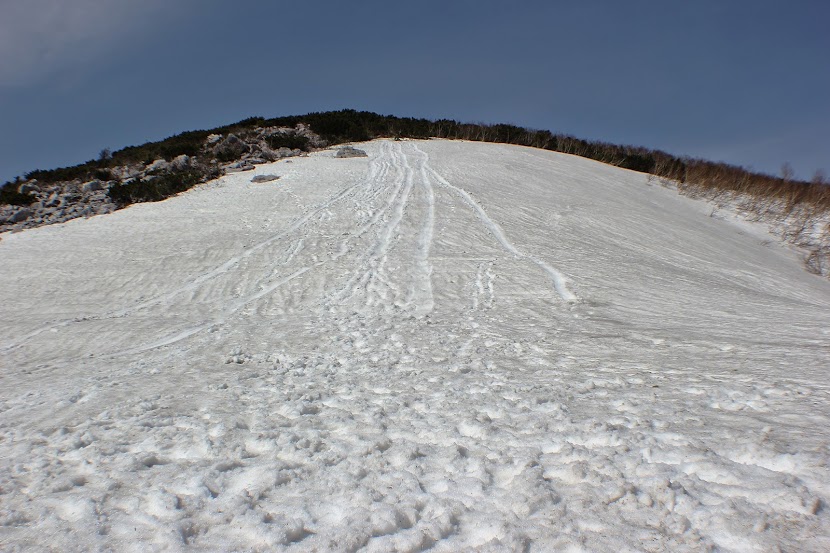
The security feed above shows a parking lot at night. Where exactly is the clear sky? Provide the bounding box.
[1,0,827,183]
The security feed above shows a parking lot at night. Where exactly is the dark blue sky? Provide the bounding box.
[1,0,827,183]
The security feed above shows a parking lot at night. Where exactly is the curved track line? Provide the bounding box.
[421,156,578,303]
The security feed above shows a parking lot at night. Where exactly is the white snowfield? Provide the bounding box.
[1,139,829,552]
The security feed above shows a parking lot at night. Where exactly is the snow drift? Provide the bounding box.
[1,140,829,551]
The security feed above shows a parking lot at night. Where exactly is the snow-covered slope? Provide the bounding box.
[1,140,829,552]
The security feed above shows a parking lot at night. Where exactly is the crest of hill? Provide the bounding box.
[1,110,828,275]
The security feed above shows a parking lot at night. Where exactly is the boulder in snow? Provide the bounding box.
[251,174,280,183]
[336,146,368,158]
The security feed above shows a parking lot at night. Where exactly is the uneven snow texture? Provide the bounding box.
[1,140,830,552]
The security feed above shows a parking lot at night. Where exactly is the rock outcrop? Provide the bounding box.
[213,134,249,160]
[1,124,326,233]
[1,184,117,231]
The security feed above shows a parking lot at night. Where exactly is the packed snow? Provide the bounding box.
[1,140,829,552]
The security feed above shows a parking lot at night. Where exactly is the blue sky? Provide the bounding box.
[1,0,827,183]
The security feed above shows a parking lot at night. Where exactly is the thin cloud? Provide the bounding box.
[0,0,170,87]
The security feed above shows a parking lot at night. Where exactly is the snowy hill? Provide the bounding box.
[1,139,829,551]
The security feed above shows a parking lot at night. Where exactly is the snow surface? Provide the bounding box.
[1,139,829,552]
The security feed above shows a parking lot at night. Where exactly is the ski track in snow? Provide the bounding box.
[1,139,830,552]
[419,149,578,304]
[410,146,435,316]
[1,158,376,354]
